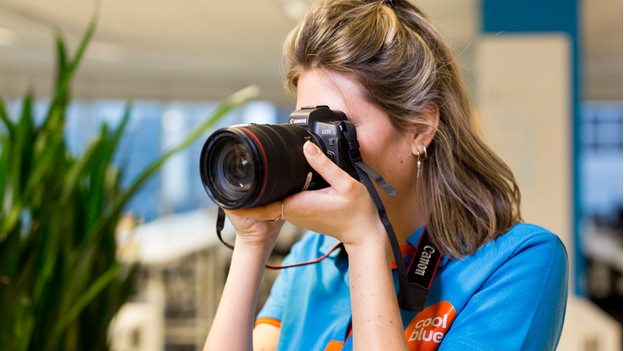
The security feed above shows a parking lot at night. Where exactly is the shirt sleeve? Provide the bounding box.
[439,233,569,351]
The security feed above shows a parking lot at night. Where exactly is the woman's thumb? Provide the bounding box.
[303,141,350,190]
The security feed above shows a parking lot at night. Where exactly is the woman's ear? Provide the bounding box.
[411,102,439,156]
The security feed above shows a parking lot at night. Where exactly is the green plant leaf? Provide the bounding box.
[42,18,96,132]
[31,218,64,306]
[0,205,20,237]
[48,264,119,351]
[21,135,63,200]
[85,124,111,229]
[0,135,10,218]
[55,30,68,80]
[110,102,133,159]
[54,30,68,111]
[0,96,15,138]
[60,135,103,203]
[10,93,35,201]
[14,293,35,351]
[0,220,22,278]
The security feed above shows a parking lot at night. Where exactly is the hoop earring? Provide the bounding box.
[423,144,427,159]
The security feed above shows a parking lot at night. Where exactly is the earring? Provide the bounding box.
[416,150,422,178]
[417,145,428,179]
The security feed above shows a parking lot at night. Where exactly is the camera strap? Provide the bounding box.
[216,207,234,249]
[340,120,434,312]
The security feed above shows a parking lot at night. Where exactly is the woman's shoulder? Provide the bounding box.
[434,222,568,311]
[492,222,567,256]
[454,222,569,277]
[449,222,568,271]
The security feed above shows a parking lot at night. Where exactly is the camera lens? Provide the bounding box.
[200,124,324,209]
[213,140,255,200]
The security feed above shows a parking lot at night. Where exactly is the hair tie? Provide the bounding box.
[385,0,400,7]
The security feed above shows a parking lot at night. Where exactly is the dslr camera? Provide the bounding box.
[199,105,358,209]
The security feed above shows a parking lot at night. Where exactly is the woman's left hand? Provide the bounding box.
[280,141,385,248]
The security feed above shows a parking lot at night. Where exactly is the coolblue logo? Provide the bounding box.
[404,301,457,350]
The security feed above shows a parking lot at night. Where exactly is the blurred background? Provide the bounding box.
[0,0,621,350]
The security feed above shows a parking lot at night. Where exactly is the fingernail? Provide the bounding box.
[304,141,319,156]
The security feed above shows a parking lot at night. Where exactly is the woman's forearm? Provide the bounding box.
[203,242,270,351]
[345,231,409,351]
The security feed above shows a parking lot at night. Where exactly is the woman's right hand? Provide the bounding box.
[224,200,285,258]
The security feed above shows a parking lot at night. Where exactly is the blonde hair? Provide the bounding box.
[283,0,522,258]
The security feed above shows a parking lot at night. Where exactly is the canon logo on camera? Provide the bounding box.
[289,118,307,124]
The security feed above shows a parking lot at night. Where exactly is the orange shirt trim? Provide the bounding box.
[255,317,282,329]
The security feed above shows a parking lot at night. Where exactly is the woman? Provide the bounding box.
[204,0,568,350]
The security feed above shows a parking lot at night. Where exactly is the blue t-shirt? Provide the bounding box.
[257,223,568,350]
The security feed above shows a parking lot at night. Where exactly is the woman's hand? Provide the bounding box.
[282,141,385,250]
[225,200,285,257]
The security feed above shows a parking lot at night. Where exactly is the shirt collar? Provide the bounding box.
[405,226,426,248]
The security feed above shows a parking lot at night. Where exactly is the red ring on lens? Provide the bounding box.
[239,126,268,207]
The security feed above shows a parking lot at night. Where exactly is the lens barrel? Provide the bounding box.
[199,123,323,209]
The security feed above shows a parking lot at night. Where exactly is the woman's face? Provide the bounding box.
[295,68,419,212]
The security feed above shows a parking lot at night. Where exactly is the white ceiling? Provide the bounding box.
[0,0,620,107]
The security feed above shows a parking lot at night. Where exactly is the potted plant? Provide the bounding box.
[0,18,257,351]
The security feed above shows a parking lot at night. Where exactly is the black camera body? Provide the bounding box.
[199,106,358,209]
[288,106,358,180]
